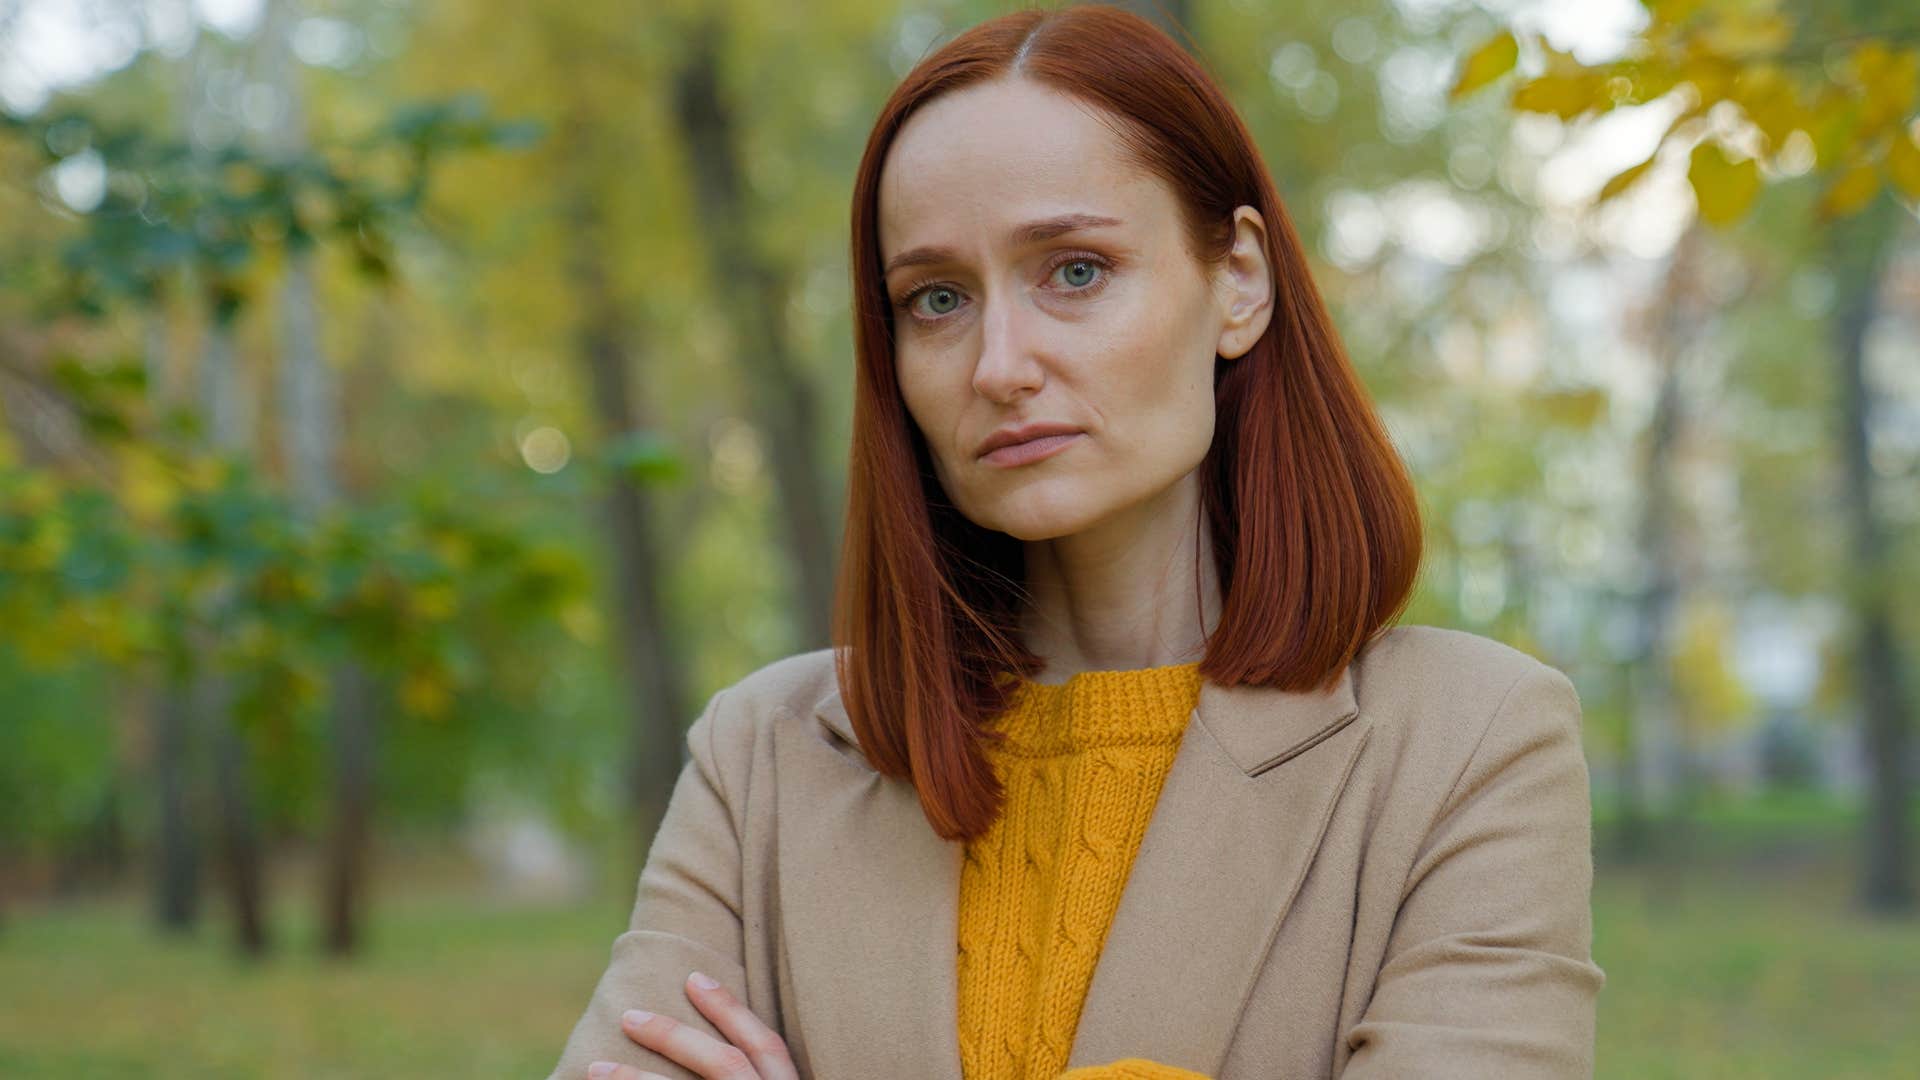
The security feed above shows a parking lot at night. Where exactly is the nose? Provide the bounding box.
[970,292,1044,404]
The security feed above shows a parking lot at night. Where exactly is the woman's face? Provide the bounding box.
[876,75,1271,543]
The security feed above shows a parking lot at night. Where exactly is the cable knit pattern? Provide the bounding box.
[1058,1060,1213,1079]
[956,661,1212,1080]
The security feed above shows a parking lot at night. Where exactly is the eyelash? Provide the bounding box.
[892,251,1115,324]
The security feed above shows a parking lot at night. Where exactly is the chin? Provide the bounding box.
[968,496,1099,542]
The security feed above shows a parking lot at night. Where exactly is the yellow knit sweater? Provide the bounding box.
[956,661,1213,1080]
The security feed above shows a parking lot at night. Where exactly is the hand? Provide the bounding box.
[587,970,798,1080]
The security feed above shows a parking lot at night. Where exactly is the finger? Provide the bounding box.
[586,1064,667,1080]
[620,1006,759,1080]
[683,971,800,1080]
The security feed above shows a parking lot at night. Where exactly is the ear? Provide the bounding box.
[1212,205,1274,361]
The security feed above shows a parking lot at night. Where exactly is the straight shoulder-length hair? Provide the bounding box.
[833,4,1423,843]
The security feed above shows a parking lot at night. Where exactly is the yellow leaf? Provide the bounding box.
[561,600,602,644]
[118,445,178,524]
[1668,599,1754,736]
[401,668,454,719]
[1888,129,1920,200]
[1512,71,1611,120]
[1451,30,1519,100]
[1613,60,1682,105]
[1539,387,1609,429]
[1645,0,1709,25]
[1696,12,1791,59]
[1677,51,1737,103]
[1806,88,1859,168]
[412,582,459,620]
[1598,154,1658,203]
[1818,161,1882,218]
[1853,44,1919,137]
[1729,64,1806,150]
[1688,140,1761,226]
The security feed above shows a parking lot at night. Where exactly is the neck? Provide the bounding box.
[1018,470,1220,682]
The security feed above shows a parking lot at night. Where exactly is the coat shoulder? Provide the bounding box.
[726,646,840,711]
[1355,623,1562,694]
[700,646,842,742]
[1349,624,1577,770]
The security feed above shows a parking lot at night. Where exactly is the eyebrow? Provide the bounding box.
[882,212,1126,277]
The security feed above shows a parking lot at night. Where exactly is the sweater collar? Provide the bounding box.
[812,658,1359,778]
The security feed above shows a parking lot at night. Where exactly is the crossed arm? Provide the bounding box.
[548,665,1602,1079]
[1337,664,1606,1078]
[541,686,1205,1080]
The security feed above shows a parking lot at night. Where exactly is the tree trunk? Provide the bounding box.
[205,655,270,956]
[1828,199,1913,917]
[553,111,691,859]
[669,17,837,652]
[254,0,379,953]
[188,13,271,952]
[147,296,202,933]
[1615,226,1707,866]
[152,676,201,932]
[200,306,272,955]
[320,662,377,952]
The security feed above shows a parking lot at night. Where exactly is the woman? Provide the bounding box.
[549,6,1604,1079]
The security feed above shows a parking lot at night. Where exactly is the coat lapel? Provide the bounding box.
[794,662,1367,1079]
[779,692,967,1080]
[1064,668,1369,1074]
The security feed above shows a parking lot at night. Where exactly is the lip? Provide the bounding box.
[979,430,1083,467]
[975,421,1085,460]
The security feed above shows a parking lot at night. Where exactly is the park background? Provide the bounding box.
[1,0,1916,1076]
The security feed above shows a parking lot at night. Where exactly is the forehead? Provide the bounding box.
[877,77,1166,256]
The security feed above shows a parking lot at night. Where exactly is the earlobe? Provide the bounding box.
[1215,205,1275,361]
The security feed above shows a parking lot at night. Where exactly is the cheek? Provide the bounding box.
[894,353,959,460]
[1114,302,1213,404]
[1103,305,1218,457]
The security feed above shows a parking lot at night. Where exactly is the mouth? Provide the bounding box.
[979,431,1083,467]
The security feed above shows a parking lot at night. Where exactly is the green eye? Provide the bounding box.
[924,287,959,315]
[1059,260,1099,287]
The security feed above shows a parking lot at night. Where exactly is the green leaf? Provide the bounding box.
[602,430,685,485]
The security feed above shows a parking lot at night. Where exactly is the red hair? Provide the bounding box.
[834,4,1423,842]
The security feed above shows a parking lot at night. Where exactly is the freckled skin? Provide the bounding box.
[876,74,1275,670]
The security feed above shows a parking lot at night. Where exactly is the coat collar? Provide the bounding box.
[810,661,1358,777]
[783,662,1369,1077]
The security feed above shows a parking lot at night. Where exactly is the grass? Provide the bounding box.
[1592,851,1919,1078]
[0,880,619,1078]
[1,805,1916,1078]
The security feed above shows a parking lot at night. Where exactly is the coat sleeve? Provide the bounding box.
[544,689,754,1080]
[1340,664,1606,1079]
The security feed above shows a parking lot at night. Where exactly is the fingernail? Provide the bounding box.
[587,1064,616,1079]
[689,971,720,991]
[622,1008,653,1026]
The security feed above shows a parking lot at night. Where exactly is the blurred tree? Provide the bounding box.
[1826,195,1912,915]
[0,20,562,953]
[1456,0,1917,914]
[254,0,378,958]
[546,2,698,858]
[181,20,273,958]
[1618,225,1709,860]
[667,13,837,653]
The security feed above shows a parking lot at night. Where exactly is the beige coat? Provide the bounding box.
[546,624,1605,1079]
